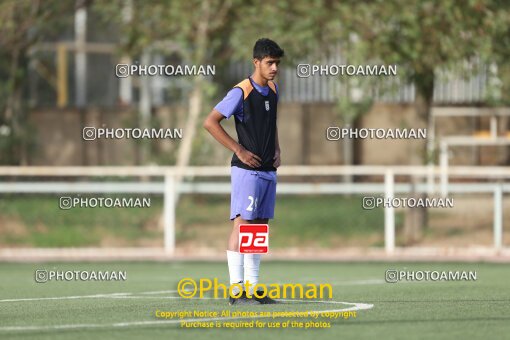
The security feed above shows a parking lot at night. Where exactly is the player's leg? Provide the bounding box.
[246,172,278,304]
[227,168,260,305]
[227,215,249,251]
[244,218,278,304]
[243,218,267,296]
[227,216,262,305]
[226,215,247,296]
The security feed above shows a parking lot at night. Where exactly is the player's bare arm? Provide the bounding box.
[203,110,262,168]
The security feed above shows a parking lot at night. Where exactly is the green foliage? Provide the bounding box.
[229,0,355,64]
[333,0,509,96]
[0,0,74,164]
[336,1,491,69]
[336,95,373,125]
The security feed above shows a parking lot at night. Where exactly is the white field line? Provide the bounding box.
[138,290,180,295]
[0,279,389,304]
[0,278,408,304]
[0,290,187,303]
[0,292,132,303]
[302,279,419,285]
[333,279,386,285]
[0,290,374,332]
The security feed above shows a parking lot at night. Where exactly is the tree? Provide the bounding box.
[0,0,72,164]
[334,0,505,243]
[96,0,243,203]
[483,1,510,163]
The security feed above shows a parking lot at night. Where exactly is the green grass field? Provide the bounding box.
[1,261,509,340]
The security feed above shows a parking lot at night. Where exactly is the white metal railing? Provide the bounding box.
[0,166,508,255]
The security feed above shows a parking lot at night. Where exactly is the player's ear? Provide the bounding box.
[253,58,260,69]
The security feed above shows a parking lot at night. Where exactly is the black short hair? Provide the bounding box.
[253,38,284,60]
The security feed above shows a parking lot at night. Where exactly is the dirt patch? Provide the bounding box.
[34,223,48,234]
[99,235,132,247]
[0,216,29,237]
[142,216,163,232]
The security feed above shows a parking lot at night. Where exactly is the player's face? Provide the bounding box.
[254,57,281,81]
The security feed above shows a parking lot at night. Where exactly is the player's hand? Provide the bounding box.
[273,149,281,168]
[236,146,262,168]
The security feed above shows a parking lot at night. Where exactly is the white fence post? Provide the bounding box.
[494,184,503,251]
[164,172,175,254]
[384,169,395,254]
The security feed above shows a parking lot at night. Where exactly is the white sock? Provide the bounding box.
[227,250,244,294]
[244,254,261,294]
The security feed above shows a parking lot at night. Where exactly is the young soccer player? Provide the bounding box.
[203,38,284,305]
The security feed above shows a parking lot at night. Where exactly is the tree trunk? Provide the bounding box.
[403,71,434,245]
[138,50,152,166]
[4,47,29,165]
[500,63,510,165]
[173,0,210,204]
[174,79,204,199]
